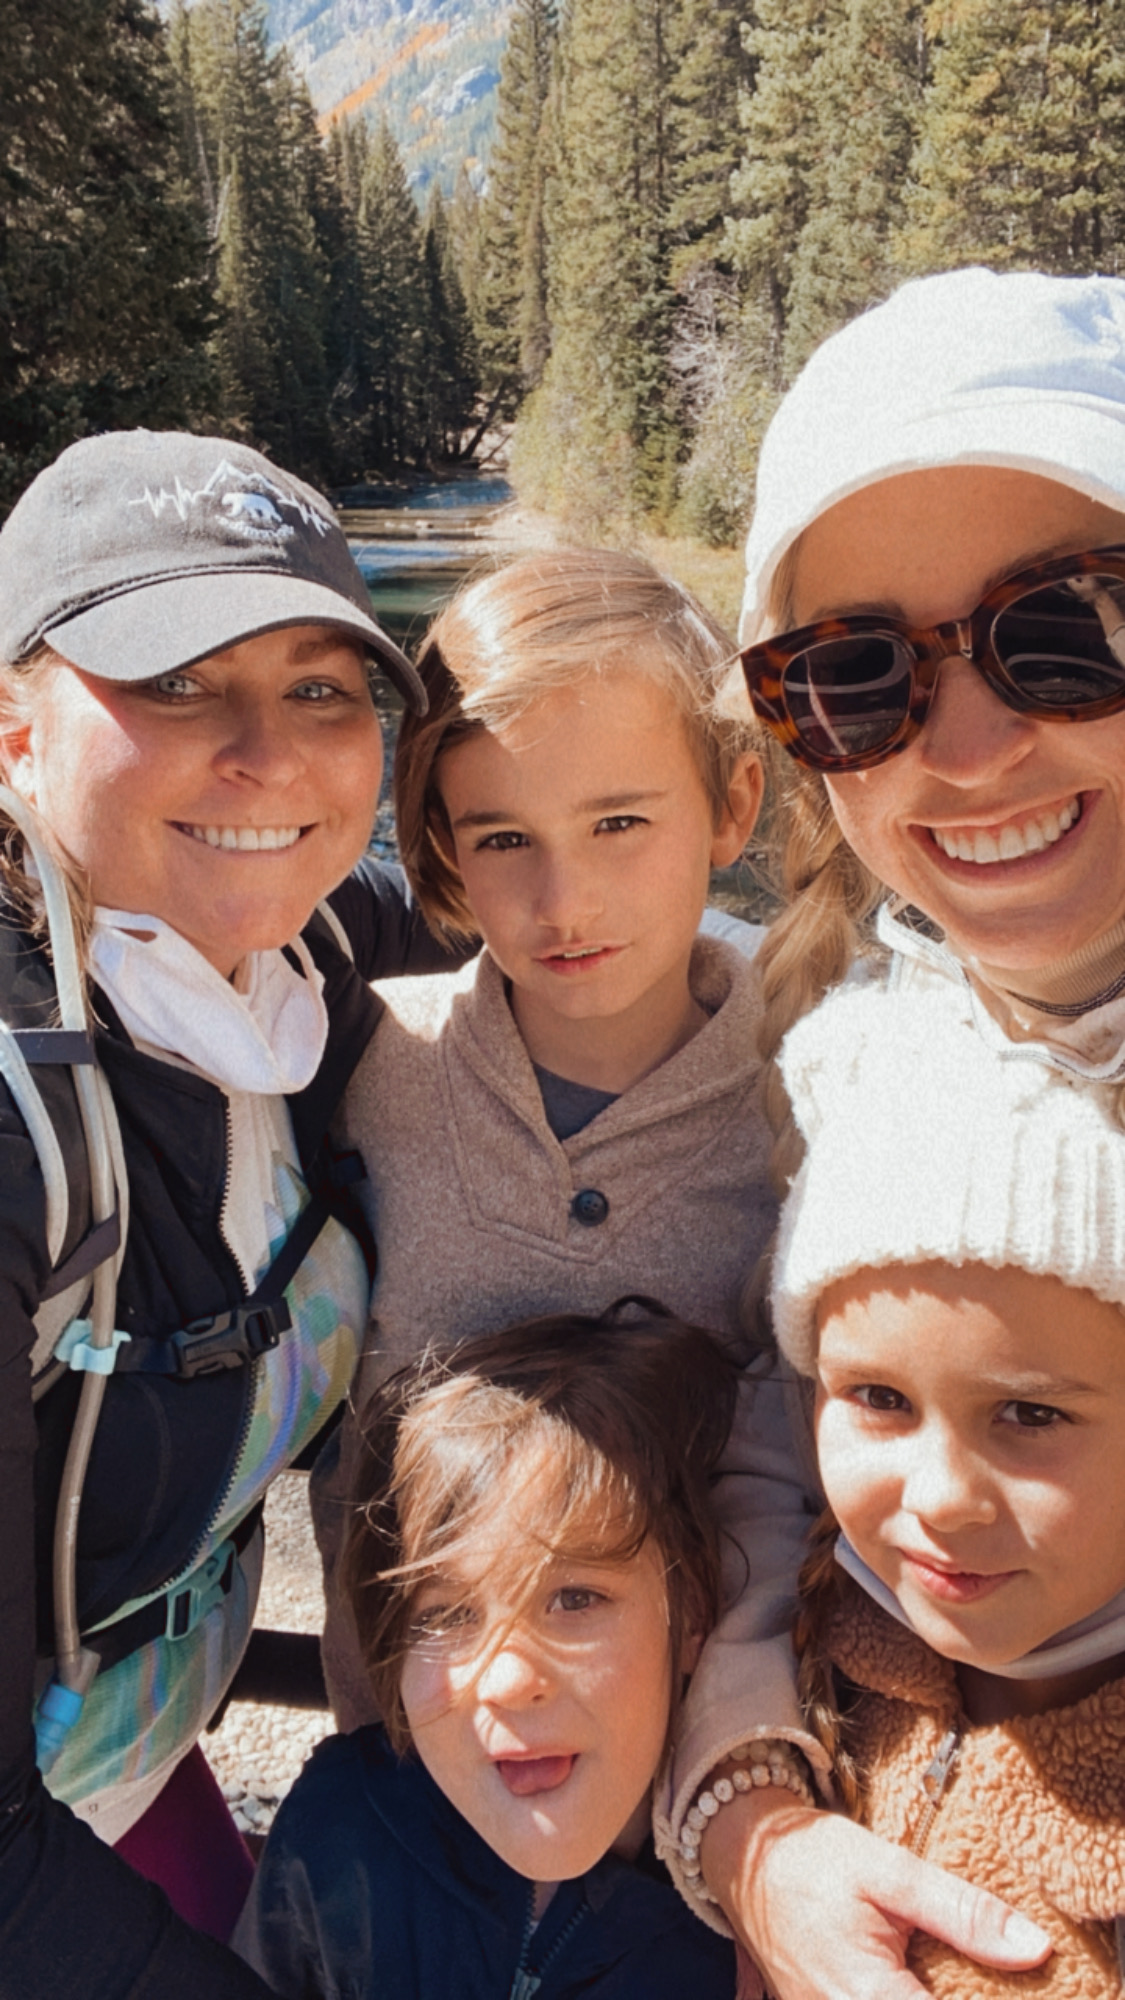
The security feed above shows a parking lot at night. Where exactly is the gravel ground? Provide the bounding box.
[204,1471,336,1837]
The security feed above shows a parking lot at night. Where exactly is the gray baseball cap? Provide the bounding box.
[0,429,428,713]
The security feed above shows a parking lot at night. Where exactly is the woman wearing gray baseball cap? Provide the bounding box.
[0,430,456,1996]
[662,269,1125,1998]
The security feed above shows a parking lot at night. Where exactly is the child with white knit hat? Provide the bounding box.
[771,977,1125,2000]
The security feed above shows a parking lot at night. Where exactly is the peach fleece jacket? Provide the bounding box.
[314,935,824,1864]
[824,1572,1125,1998]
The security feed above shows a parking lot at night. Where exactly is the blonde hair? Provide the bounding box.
[750,542,883,1194]
[394,549,766,937]
[0,649,95,971]
[340,1301,738,1753]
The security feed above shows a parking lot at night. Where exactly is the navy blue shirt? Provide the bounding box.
[235,1726,736,1999]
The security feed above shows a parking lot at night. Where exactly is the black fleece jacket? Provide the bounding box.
[0,858,458,2000]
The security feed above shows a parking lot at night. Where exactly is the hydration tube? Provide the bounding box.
[0,787,124,1763]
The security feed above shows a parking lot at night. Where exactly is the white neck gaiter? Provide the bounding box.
[835,1534,1125,1682]
[90,909,329,1094]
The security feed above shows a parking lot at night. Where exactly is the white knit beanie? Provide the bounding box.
[740,267,1125,645]
[771,978,1125,1376]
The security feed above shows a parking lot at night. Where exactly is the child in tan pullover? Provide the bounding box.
[315,551,816,1809]
[763,976,1125,1998]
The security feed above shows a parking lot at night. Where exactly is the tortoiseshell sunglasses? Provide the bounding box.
[739,545,1125,773]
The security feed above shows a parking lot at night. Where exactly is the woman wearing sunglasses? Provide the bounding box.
[668,269,1125,1998]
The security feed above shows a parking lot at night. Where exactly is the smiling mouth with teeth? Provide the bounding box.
[930,798,1080,865]
[177,824,305,852]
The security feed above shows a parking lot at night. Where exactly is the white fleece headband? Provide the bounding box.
[771,979,1125,1376]
[740,266,1125,645]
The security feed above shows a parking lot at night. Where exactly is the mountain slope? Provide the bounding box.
[271,0,510,193]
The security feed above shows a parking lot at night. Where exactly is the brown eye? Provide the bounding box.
[999,1400,1065,1430]
[854,1383,910,1414]
[408,1602,478,1642]
[550,1586,604,1613]
[477,830,527,851]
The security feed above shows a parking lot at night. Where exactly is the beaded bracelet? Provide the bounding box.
[677,1740,815,1896]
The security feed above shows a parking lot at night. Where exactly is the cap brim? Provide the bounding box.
[45,570,429,714]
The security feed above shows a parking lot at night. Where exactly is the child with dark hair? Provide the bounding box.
[236,1303,740,2000]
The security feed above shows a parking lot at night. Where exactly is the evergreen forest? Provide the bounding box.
[5,0,1125,538]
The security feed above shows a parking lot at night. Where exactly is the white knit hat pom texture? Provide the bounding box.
[771,979,1125,1376]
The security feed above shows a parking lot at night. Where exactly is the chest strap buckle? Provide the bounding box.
[165,1537,238,1641]
[171,1298,292,1379]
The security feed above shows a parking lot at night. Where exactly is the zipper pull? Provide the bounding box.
[509,1975,542,2000]
[921,1727,961,1803]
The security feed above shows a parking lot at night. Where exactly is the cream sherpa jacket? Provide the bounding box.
[314,935,823,1861]
[823,1571,1125,1999]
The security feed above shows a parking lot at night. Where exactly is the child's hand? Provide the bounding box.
[702,1788,1052,1999]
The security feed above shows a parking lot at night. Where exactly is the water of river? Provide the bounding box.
[341,473,767,920]
[341,472,516,657]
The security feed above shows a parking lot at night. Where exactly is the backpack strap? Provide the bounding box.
[18,1038,128,1387]
[311,896,356,964]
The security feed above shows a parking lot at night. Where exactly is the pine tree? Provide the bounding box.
[418,187,480,461]
[725,0,848,389]
[904,0,1125,275]
[783,0,925,374]
[665,0,747,287]
[0,0,212,512]
[474,0,557,413]
[515,108,552,391]
[172,0,332,475]
[356,120,427,469]
[318,120,370,478]
[514,0,681,526]
[661,0,753,541]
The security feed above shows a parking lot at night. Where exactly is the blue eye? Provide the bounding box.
[291,678,358,703]
[144,671,201,701]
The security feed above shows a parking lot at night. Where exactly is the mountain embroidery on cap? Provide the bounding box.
[127,459,330,542]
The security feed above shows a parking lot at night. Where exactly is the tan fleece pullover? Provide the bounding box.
[824,1572,1125,1999]
[343,932,775,1369]
[315,935,822,1778]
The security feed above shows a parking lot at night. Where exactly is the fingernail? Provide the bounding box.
[1004,1913,1050,1952]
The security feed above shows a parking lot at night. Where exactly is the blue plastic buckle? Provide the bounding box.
[165,1539,237,1642]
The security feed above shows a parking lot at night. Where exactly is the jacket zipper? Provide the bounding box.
[906,1725,962,1856]
[164,1096,260,1579]
[508,1886,592,2000]
[94,1100,260,1623]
